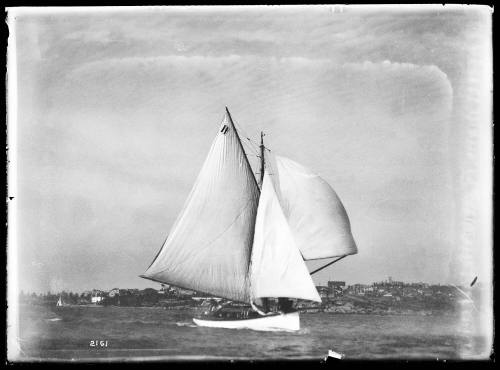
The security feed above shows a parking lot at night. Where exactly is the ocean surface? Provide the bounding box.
[14,305,490,362]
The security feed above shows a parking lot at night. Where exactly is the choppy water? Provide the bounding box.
[13,305,490,361]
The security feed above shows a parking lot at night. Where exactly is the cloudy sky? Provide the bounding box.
[9,5,492,293]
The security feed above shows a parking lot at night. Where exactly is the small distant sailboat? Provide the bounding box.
[56,295,63,307]
[325,349,345,361]
[140,108,358,331]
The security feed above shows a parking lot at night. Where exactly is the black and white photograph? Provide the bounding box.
[6,5,493,362]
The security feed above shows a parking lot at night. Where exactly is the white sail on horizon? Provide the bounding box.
[250,171,322,302]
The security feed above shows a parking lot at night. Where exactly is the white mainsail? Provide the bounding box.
[267,154,357,260]
[141,110,260,303]
[250,171,322,302]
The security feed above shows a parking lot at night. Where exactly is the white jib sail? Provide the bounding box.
[142,110,260,303]
[267,154,357,260]
[250,171,322,303]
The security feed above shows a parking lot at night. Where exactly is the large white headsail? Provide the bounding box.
[142,109,260,303]
[250,171,322,302]
[267,154,357,260]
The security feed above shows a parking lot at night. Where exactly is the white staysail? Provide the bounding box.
[250,171,322,302]
[267,154,357,260]
[142,110,260,303]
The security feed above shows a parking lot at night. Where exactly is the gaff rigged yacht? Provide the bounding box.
[141,108,358,331]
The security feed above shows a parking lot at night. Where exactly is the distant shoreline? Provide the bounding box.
[19,280,483,317]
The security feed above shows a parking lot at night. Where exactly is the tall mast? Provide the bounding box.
[259,131,265,188]
[258,130,270,312]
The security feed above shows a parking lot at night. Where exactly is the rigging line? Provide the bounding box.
[239,140,259,163]
[248,138,262,153]
[231,119,270,156]
[244,136,260,149]
[241,139,259,156]
[242,137,260,155]
[232,119,260,150]
[309,255,348,276]
[245,135,260,149]
[231,118,252,139]
[249,142,262,156]
[239,133,257,148]
[232,124,260,158]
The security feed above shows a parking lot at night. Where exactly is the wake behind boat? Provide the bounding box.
[140,108,358,331]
